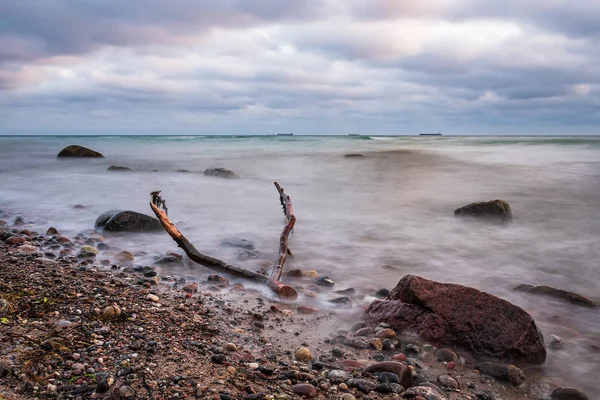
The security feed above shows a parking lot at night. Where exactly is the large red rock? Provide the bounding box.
[365,275,546,365]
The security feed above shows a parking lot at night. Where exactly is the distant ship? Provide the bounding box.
[277,133,294,136]
[419,132,442,136]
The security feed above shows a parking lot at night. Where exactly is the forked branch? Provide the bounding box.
[149,183,298,300]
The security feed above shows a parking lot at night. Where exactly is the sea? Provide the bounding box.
[1,134,599,396]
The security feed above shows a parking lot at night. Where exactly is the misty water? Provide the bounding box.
[1,135,599,396]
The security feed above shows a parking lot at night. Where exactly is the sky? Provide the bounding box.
[0,0,599,135]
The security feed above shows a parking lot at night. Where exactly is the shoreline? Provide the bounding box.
[0,209,574,399]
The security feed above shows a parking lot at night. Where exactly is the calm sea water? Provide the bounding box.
[1,135,599,394]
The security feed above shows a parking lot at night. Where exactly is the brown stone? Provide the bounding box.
[454,199,512,221]
[182,282,198,293]
[364,361,413,388]
[476,362,525,386]
[101,305,121,321]
[295,347,312,362]
[292,383,318,398]
[551,388,589,400]
[5,236,26,245]
[365,275,546,365]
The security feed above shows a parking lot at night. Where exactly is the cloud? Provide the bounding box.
[0,0,599,134]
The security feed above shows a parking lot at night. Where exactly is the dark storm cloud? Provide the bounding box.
[0,0,322,62]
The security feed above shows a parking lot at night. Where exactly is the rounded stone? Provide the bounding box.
[101,305,121,321]
[115,250,134,263]
[437,374,460,389]
[436,348,458,362]
[551,388,589,400]
[295,347,311,362]
[224,343,238,352]
[119,385,136,399]
[341,394,355,400]
[292,383,318,398]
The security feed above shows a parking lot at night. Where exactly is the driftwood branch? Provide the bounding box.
[266,182,296,298]
[149,183,298,300]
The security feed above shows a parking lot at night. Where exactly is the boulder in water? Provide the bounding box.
[204,167,239,179]
[57,145,104,158]
[107,165,132,171]
[514,284,598,308]
[454,199,512,221]
[95,210,161,234]
[95,210,122,230]
[365,275,546,365]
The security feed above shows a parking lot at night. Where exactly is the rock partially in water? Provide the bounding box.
[365,275,546,365]
[344,153,365,158]
[364,361,413,388]
[57,145,104,158]
[204,167,239,179]
[454,199,512,222]
[551,388,589,400]
[475,362,525,386]
[96,210,161,233]
[153,255,183,266]
[220,237,254,250]
[107,165,132,171]
[545,334,564,349]
[514,284,598,308]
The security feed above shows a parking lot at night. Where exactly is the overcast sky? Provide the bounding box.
[1,0,599,135]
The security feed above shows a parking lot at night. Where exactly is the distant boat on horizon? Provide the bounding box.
[277,133,294,136]
[419,132,442,136]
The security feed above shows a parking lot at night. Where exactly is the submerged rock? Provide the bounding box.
[551,388,589,400]
[514,284,598,308]
[365,275,546,365]
[107,165,132,171]
[204,167,239,179]
[95,210,161,233]
[476,362,525,386]
[57,145,104,158]
[454,199,512,221]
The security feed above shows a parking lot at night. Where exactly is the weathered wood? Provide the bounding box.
[149,185,298,300]
[269,182,296,285]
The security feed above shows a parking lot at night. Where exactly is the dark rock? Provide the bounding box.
[454,199,512,221]
[355,379,376,394]
[365,275,546,365]
[211,354,226,364]
[476,391,496,400]
[14,216,25,226]
[551,388,588,400]
[57,145,104,158]
[334,288,356,296]
[204,167,239,179]
[379,372,399,384]
[118,385,135,399]
[237,249,259,260]
[95,210,123,230]
[364,361,413,388]
[344,153,364,157]
[107,166,132,171]
[46,227,59,235]
[328,296,352,307]
[514,284,598,308]
[220,238,254,250]
[375,288,390,298]
[95,375,112,393]
[315,276,335,287]
[405,344,420,356]
[153,255,183,266]
[292,383,318,398]
[96,210,161,233]
[332,348,344,357]
[376,383,392,394]
[475,362,525,386]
